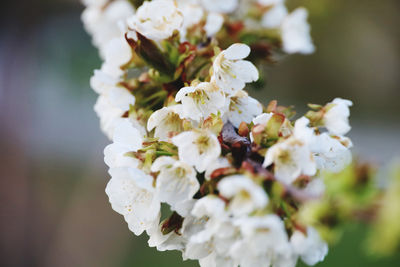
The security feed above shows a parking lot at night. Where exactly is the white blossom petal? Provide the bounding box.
[172,130,221,172]
[205,13,224,37]
[104,143,140,169]
[106,167,160,235]
[224,43,251,60]
[152,157,200,208]
[290,227,328,265]
[212,44,258,95]
[324,98,353,136]
[113,118,143,151]
[281,8,315,55]
[200,0,239,14]
[147,105,186,141]
[175,82,226,121]
[225,91,263,127]
[218,175,268,216]
[127,0,183,41]
[261,4,288,29]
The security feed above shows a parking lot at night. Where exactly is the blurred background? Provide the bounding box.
[0,0,399,266]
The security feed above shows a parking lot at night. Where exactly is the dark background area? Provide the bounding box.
[0,0,399,266]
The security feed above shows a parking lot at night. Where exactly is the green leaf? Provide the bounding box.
[135,33,176,77]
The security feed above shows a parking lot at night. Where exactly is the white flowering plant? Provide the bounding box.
[82,0,400,266]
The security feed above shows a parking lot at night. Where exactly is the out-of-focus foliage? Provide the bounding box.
[367,162,400,256]
[299,163,379,244]
[299,160,400,259]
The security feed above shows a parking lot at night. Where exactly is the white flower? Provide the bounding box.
[127,0,183,41]
[180,214,208,257]
[192,195,227,219]
[104,143,140,169]
[177,1,204,40]
[179,1,204,29]
[281,8,315,54]
[181,213,207,241]
[186,196,236,261]
[103,84,135,111]
[224,90,263,127]
[200,0,239,14]
[205,157,231,180]
[103,118,144,168]
[290,227,328,266]
[93,79,139,137]
[105,167,160,235]
[199,252,237,267]
[212,43,259,96]
[293,116,315,143]
[90,69,120,95]
[173,199,197,217]
[263,139,316,184]
[231,215,293,267]
[147,215,185,252]
[323,98,353,136]
[82,0,134,58]
[185,197,227,260]
[151,156,199,210]
[91,84,140,139]
[94,95,125,139]
[172,130,221,172]
[90,70,134,140]
[147,105,186,141]
[263,118,316,184]
[185,231,214,260]
[101,36,132,78]
[261,3,288,29]
[105,85,134,111]
[205,13,224,37]
[218,175,268,216]
[311,133,352,173]
[113,118,144,151]
[175,82,226,121]
[273,251,298,267]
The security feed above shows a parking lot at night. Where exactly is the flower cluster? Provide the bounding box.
[82,1,354,266]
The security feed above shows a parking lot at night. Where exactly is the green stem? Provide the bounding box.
[156,151,174,156]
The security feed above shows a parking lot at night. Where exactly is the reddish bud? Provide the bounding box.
[238,122,250,137]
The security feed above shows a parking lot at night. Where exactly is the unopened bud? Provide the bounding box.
[238,122,249,137]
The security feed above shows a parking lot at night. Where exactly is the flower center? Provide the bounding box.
[277,149,292,165]
[174,167,187,178]
[189,90,209,105]
[195,135,211,154]
[164,113,183,132]
[238,190,251,201]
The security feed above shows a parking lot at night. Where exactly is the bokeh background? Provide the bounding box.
[1,0,399,266]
